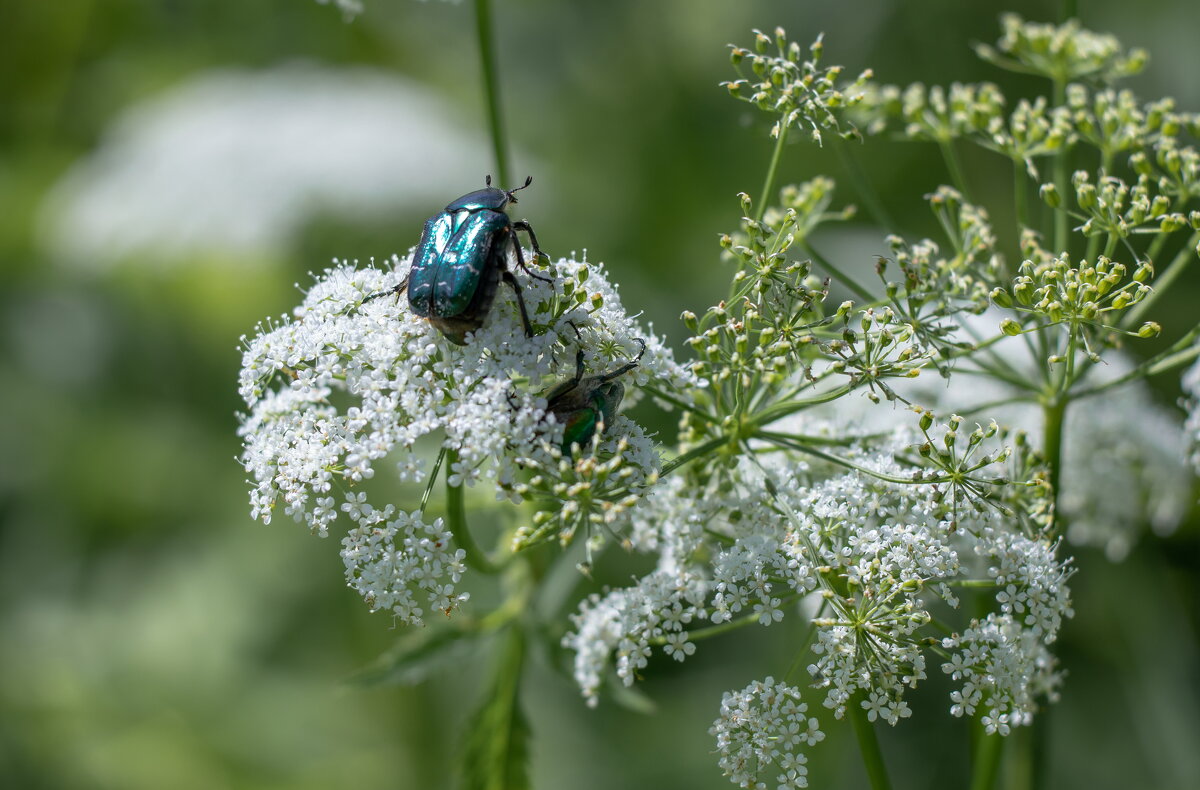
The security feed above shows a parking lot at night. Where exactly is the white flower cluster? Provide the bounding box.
[710,677,826,790]
[340,507,467,625]
[565,428,1074,740]
[238,252,693,613]
[941,613,1061,735]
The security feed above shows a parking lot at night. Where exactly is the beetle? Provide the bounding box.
[545,338,646,453]
[371,176,552,345]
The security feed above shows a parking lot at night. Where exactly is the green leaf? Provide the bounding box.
[462,629,531,790]
[350,626,480,687]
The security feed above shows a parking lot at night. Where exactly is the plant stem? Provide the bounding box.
[446,450,500,574]
[803,242,876,302]
[660,436,727,477]
[1124,230,1200,327]
[1013,160,1030,236]
[1041,397,1066,527]
[969,727,1004,790]
[940,139,973,201]
[849,695,894,790]
[474,0,509,185]
[834,136,897,230]
[1051,79,1070,255]
[756,121,790,222]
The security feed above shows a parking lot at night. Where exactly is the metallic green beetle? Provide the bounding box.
[404,176,550,344]
[545,339,646,453]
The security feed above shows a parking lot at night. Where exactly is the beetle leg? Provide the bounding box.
[512,221,553,283]
[597,338,647,383]
[362,275,409,304]
[500,269,535,337]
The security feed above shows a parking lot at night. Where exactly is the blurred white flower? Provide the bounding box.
[40,64,493,268]
[315,0,364,19]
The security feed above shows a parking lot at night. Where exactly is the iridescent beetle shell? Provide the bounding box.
[406,176,549,344]
[545,339,646,453]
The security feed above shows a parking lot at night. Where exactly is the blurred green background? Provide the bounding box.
[1,1,1198,788]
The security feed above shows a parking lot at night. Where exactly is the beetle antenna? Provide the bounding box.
[485,174,493,187]
[510,176,533,194]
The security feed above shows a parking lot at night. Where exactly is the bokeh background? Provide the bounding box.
[2,1,1198,788]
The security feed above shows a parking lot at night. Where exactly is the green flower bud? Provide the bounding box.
[1137,321,1161,338]
[990,287,1014,308]
[1000,318,1022,336]
[1160,215,1186,233]
[1039,182,1061,208]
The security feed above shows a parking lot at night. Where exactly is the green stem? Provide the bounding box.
[1072,319,1200,398]
[649,594,802,645]
[1051,79,1070,255]
[750,384,855,425]
[803,242,875,302]
[849,694,894,790]
[1041,397,1066,534]
[660,436,727,476]
[969,726,1004,790]
[1124,230,1200,327]
[1013,160,1030,235]
[473,0,509,185]
[834,136,897,230]
[940,139,973,201]
[446,450,501,574]
[642,384,716,423]
[756,120,790,222]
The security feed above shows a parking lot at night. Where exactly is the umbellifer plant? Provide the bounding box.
[238,8,1200,789]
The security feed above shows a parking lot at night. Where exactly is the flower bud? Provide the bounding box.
[1137,321,1161,338]
[1000,318,1022,336]
[1039,182,1061,208]
[990,287,1013,308]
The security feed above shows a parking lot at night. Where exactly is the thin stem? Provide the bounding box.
[834,136,897,230]
[940,139,973,202]
[750,384,855,426]
[756,121,790,222]
[446,450,500,574]
[849,694,894,790]
[759,432,944,485]
[1013,160,1030,236]
[649,594,802,645]
[969,727,1004,790]
[1051,79,1069,255]
[1041,398,1066,534]
[1124,231,1200,327]
[1071,319,1200,398]
[474,0,509,185]
[803,242,875,302]
[642,384,717,423]
[660,436,727,477]
[420,447,447,513]
[783,620,821,684]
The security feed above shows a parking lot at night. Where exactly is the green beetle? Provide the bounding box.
[369,176,550,344]
[545,339,646,453]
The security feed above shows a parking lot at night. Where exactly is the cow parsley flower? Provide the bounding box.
[710,677,825,790]
[340,507,467,625]
[564,427,1073,731]
[238,252,693,616]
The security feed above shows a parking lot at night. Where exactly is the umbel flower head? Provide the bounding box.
[564,423,1072,740]
[237,253,693,622]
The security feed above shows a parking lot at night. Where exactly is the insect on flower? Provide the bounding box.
[370,176,552,344]
[546,338,646,453]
